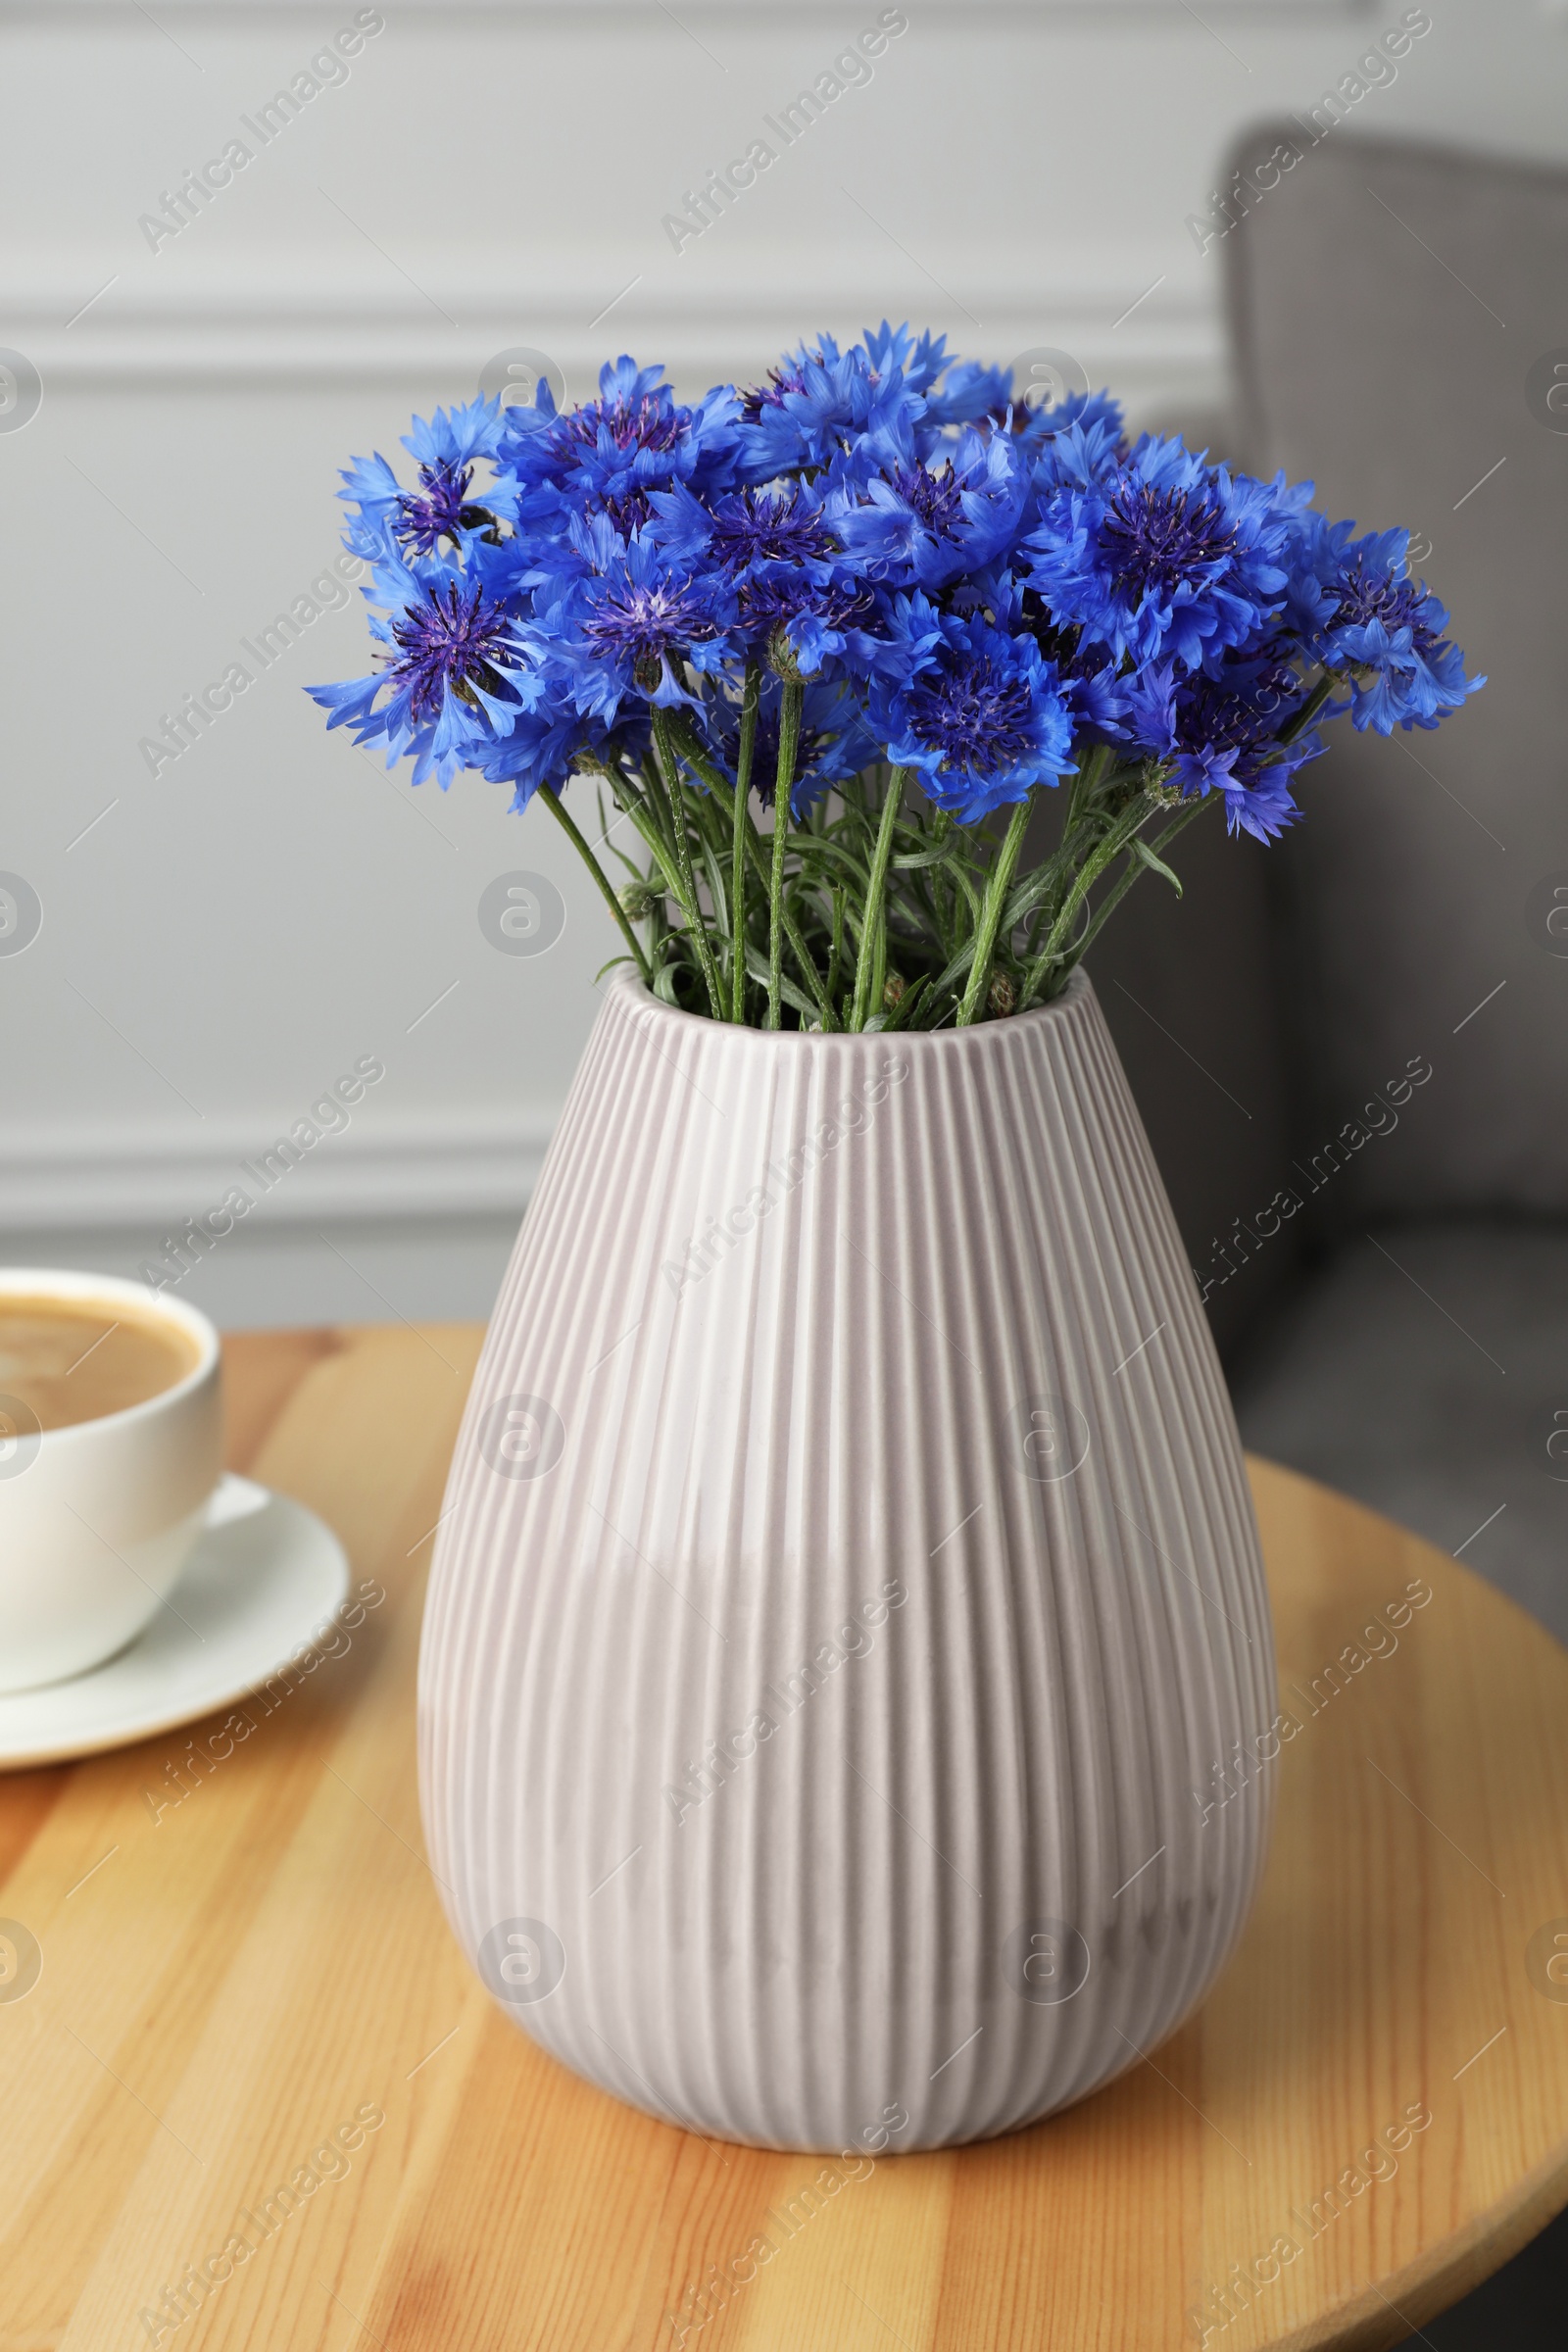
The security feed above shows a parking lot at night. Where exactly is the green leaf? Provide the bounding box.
[744,942,817,1020]
[878,974,931,1033]
[698,835,730,933]
[1129,835,1184,896]
[789,836,871,886]
[998,860,1059,930]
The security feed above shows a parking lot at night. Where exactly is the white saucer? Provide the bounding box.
[0,1475,351,1769]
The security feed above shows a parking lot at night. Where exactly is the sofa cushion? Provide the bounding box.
[1224,126,1568,1217]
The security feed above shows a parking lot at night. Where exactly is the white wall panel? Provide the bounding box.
[1,0,1563,1323]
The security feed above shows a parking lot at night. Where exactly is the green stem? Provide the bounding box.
[664,708,772,1021]
[1031,742,1113,951]
[767,681,803,1031]
[1021,793,1155,1005]
[536,784,653,985]
[662,706,832,1020]
[741,827,829,1019]
[703,740,841,1024]
[1064,740,1112,824]
[635,742,687,904]
[826,887,846,1014]
[1277,668,1336,746]
[619,795,688,922]
[956,790,1036,1027]
[851,765,907,1031]
[652,708,725,1021]
[732,661,760,1024]
[1067,793,1215,968]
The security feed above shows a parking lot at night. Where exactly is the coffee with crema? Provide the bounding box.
[0,1296,199,1433]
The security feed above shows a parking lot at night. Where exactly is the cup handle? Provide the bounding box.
[202,1474,272,1530]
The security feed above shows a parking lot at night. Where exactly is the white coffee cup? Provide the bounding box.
[0,1270,223,1693]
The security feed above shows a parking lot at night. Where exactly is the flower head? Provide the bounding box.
[308,558,533,787]
[646,481,838,575]
[384,581,522,723]
[310,330,1482,1003]
[737,570,879,679]
[337,398,514,561]
[827,424,1026,592]
[395,461,497,558]
[871,603,1075,821]
[736,327,925,482]
[1024,436,1295,671]
[917,356,1015,436]
[1285,516,1485,731]
[1122,649,1323,839]
[581,569,717,682]
[642,481,878,677]
[526,527,733,723]
[499,357,740,537]
[1017,389,1128,493]
[402,396,507,475]
[475,707,637,814]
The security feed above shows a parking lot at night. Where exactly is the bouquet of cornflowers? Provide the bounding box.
[311,323,1481,1032]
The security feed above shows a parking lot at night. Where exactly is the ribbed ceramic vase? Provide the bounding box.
[418,966,1276,2152]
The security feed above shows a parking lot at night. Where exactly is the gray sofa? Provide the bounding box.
[1076,122,1568,2350]
[1085,124,1568,1647]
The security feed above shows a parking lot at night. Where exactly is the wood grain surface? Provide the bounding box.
[2,1323,1566,2352]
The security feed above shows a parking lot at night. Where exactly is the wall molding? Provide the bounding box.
[0,0,1251,1262]
[2,2,1364,15]
[0,1117,551,1235]
[7,277,1224,408]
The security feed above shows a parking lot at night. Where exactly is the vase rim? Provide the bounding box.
[607,960,1094,1051]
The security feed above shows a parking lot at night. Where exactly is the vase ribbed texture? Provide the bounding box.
[418,966,1275,2152]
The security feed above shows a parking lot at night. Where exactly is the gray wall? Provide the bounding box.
[4,0,1566,1329]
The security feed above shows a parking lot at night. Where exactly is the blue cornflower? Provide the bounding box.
[748,323,1009,468]
[1023,436,1295,671]
[1018,391,1128,495]
[860,320,953,397]
[308,560,533,787]
[870,604,1075,821]
[337,399,514,563]
[735,569,880,679]
[708,486,838,571]
[498,357,740,537]
[385,582,521,724]
[999,582,1132,745]
[1285,517,1484,732]
[581,570,715,680]
[827,424,1026,591]
[736,328,924,483]
[1121,653,1322,840]
[527,529,734,724]
[643,481,879,677]
[645,481,838,574]
[474,708,638,814]
[918,357,1015,437]
[394,460,497,559]
[403,396,507,474]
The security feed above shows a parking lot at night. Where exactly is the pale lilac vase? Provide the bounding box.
[417,967,1276,2152]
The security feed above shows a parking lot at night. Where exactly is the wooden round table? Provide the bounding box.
[3,1326,1566,2350]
